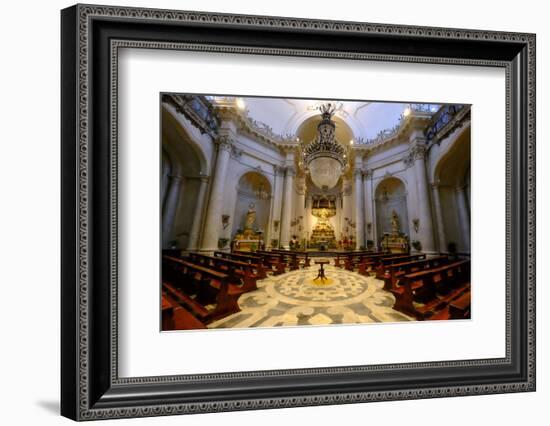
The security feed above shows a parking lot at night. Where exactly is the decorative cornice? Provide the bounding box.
[212,98,299,149]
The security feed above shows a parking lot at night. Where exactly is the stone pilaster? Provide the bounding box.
[187,175,209,250]
[280,166,295,249]
[456,185,471,253]
[363,169,373,246]
[431,181,447,253]
[354,169,365,249]
[269,165,286,247]
[162,175,185,248]
[295,176,306,239]
[405,139,436,253]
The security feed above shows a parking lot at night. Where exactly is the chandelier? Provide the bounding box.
[302,103,348,191]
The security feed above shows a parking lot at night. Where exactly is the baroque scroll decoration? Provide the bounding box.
[72,4,536,420]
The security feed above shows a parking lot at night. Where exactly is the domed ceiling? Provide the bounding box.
[236,96,434,141]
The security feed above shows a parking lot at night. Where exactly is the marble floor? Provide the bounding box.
[208,262,414,329]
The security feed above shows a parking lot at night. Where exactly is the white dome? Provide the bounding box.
[308,157,342,191]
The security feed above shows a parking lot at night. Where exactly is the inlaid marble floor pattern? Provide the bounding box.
[208,263,414,329]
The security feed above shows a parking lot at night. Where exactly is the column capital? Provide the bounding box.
[273,165,286,176]
[411,143,427,160]
[285,166,296,177]
[168,174,185,183]
[353,168,363,179]
[430,180,441,190]
[215,134,235,151]
[363,169,374,179]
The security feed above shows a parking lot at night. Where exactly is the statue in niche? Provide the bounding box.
[391,210,400,234]
[245,203,257,230]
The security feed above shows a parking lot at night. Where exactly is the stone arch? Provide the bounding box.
[287,109,363,140]
[161,107,210,249]
[232,171,273,240]
[162,105,209,175]
[431,127,471,254]
[374,176,409,245]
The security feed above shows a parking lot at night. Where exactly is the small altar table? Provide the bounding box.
[314,260,329,283]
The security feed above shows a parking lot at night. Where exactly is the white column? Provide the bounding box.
[354,169,365,249]
[363,169,373,247]
[162,175,184,248]
[431,182,447,253]
[201,136,232,251]
[342,177,352,239]
[187,175,209,251]
[280,166,295,249]
[410,142,436,253]
[456,186,471,253]
[335,193,341,240]
[296,177,306,240]
[269,166,285,247]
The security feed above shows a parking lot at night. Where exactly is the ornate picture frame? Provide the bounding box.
[61,4,535,421]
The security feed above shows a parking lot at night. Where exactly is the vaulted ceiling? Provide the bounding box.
[237,96,425,141]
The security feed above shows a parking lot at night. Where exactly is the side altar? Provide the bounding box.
[232,203,264,252]
[380,210,409,254]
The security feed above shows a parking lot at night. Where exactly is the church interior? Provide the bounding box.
[161,94,471,331]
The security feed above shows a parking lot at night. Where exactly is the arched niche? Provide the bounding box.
[433,129,471,253]
[374,177,409,244]
[161,107,209,249]
[232,171,272,238]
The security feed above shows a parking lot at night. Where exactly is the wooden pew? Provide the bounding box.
[269,249,299,271]
[161,293,207,330]
[382,256,450,291]
[251,250,286,275]
[214,251,267,279]
[188,252,258,292]
[373,254,427,279]
[271,249,311,268]
[391,259,470,320]
[355,253,402,274]
[162,256,243,322]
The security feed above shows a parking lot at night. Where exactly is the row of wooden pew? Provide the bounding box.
[382,256,471,320]
[161,250,269,329]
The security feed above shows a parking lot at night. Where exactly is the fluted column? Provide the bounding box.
[162,175,184,248]
[408,141,436,253]
[456,185,471,253]
[201,136,233,251]
[431,182,447,253]
[187,175,209,250]
[280,167,295,249]
[354,169,365,249]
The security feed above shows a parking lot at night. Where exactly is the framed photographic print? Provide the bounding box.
[61,3,536,421]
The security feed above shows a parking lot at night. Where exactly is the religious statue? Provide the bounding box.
[245,203,256,230]
[391,210,400,234]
